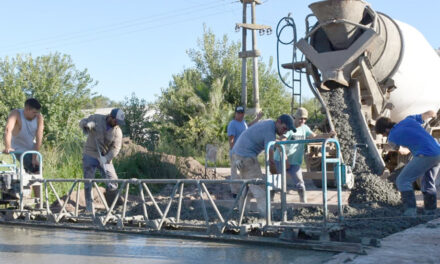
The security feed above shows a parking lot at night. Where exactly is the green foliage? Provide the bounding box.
[0,53,96,144]
[85,95,120,109]
[122,93,159,150]
[154,27,290,159]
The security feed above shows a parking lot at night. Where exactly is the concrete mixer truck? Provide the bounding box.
[282,0,440,187]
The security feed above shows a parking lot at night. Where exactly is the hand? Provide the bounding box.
[99,156,107,167]
[235,159,243,170]
[256,111,264,120]
[328,131,337,138]
[398,147,411,156]
[32,154,40,167]
[85,121,96,131]
[2,147,14,154]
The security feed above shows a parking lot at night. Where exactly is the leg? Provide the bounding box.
[287,165,307,203]
[83,155,98,211]
[421,161,440,214]
[229,153,239,196]
[396,156,440,216]
[99,162,120,205]
[239,157,266,216]
[23,154,39,174]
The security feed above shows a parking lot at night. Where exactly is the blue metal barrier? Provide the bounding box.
[265,138,343,226]
[6,151,43,211]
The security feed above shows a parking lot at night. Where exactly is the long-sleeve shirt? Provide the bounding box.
[388,114,440,157]
[79,114,122,161]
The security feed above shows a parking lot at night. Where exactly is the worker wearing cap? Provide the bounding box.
[79,108,125,210]
[231,114,295,216]
[375,110,440,216]
[227,106,263,196]
[274,107,336,203]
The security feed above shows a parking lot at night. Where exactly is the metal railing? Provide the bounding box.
[30,177,266,232]
[265,138,344,227]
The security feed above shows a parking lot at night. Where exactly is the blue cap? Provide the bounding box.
[278,114,296,132]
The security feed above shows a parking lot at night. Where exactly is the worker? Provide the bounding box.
[227,106,263,196]
[375,110,440,216]
[231,114,295,216]
[274,107,336,203]
[2,98,44,200]
[80,108,125,210]
[3,98,44,173]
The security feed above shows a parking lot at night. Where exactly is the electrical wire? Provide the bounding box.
[0,1,234,54]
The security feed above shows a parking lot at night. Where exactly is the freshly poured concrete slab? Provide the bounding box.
[325,217,440,264]
[0,225,334,264]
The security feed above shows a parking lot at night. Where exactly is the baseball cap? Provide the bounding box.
[110,108,126,126]
[295,107,308,119]
[235,106,245,113]
[278,114,296,132]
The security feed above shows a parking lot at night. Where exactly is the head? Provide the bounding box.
[294,107,308,127]
[234,106,245,121]
[23,98,41,120]
[107,108,126,127]
[275,114,296,136]
[375,117,395,136]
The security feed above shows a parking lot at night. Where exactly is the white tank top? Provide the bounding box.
[11,109,37,151]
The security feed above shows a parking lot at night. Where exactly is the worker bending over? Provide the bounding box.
[80,108,125,210]
[231,114,295,216]
[375,110,440,216]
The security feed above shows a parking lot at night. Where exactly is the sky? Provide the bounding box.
[1,0,439,103]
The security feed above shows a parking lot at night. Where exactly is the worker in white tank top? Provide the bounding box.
[3,98,44,170]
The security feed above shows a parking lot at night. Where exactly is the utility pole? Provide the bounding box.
[236,0,271,113]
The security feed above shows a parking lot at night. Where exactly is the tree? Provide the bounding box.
[86,95,120,109]
[0,53,96,143]
[122,93,159,150]
[153,27,291,156]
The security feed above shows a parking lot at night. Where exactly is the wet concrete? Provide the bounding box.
[0,225,334,264]
[325,217,440,264]
[318,88,436,240]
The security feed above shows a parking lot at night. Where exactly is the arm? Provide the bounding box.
[79,115,96,134]
[269,148,277,174]
[104,129,122,161]
[34,114,44,151]
[79,116,90,129]
[228,135,235,150]
[307,130,336,139]
[31,113,44,166]
[421,110,436,121]
[3,110,19,153]
[248,111,264,127]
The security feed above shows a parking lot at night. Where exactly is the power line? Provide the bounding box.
[0,6,237,56]
[0,1,232,53]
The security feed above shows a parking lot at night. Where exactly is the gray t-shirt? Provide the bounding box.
[232,120,276,157]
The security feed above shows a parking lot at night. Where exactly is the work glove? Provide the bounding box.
[85,121,96,131]
[99,156,107,168]
[235,159,244,170]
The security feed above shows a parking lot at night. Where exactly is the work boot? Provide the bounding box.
[401,191,417,217]
[298,189,307,203]
[105,188,122,207]
[84,186,93,212]
[423,192,437,215]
